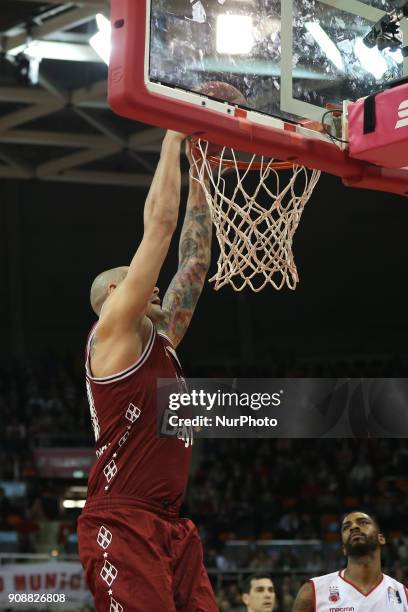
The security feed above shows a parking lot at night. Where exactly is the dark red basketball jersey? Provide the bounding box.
[84,321,192,510]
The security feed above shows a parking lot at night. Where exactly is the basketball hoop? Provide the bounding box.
[190,138,321,292]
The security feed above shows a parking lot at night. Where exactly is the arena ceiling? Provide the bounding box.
[0,0,166,187]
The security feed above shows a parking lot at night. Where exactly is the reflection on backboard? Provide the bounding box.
[149,0,406,123]
[109,0,408,196]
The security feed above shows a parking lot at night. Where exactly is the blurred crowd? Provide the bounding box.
[1,352,407,458]
[1,357,408,610]
[0,355,90,441]
[189,438,408,542]
[187,438,408,609]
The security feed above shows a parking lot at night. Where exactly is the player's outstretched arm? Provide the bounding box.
[99,131,185,333]
[159,143,212,347]
[292,582,314,612]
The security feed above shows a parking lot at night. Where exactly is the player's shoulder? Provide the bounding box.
[382,572,408,590]
[85,319,158,383]
[293,580,316,612]
[383,572,402,583]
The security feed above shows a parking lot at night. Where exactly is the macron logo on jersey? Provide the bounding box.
[395,100,408,130]
[329,608,355,612]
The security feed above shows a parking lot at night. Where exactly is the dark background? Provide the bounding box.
[1,172,407,371]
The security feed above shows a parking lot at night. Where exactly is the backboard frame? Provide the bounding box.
[109,0,408,196]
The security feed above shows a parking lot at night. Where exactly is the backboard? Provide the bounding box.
[149,0,406,122]
[109,0,408,195]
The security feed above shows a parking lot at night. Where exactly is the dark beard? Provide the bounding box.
[345,536,379,558]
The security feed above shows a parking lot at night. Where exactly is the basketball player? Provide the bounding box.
[77,130,218,611]
[241,574,276,611]
[293,511,408,611]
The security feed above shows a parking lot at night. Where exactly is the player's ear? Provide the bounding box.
[242,593,249,606]
[378,532,386,546]
[108,283,117,295]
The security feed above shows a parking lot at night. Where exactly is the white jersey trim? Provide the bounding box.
[338,569,384,597]
[85,319,155,385]
[157,330,173,344]
[311,570,408,610]
[309,579,316,612]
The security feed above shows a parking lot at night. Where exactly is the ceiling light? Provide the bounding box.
[216,15,254,55]
[63,499,86,509]
[305,22,344,72]
[90,13,111,65]
[8,40,100,62]
[354,37,388,80]
[384,47,404,64]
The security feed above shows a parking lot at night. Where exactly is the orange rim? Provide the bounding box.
[191,137,295,171]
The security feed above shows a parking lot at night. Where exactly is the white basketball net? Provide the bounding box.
[191,140,321,292]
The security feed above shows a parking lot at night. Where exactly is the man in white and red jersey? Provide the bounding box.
[77,131,218,611]
[293,511,408,612]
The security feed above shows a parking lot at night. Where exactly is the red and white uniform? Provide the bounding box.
[77,321,217,612]
[311,570,408,612]
[84,320,192,507]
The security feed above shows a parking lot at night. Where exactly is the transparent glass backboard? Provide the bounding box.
[149,0,408,123]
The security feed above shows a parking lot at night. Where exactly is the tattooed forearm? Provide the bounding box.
[178,185,211,266]
[159,177,212,347]
[179,236,199,261]
[161,262,208,345]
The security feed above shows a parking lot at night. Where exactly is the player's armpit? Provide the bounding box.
[292,582,315,612]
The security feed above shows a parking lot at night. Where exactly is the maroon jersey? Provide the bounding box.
[84,320,192,511]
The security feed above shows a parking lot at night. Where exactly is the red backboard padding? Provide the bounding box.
[108,0,408,197]
[349,81,408,168]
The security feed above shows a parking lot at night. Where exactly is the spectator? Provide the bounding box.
[241,574,276,612]
[349,452,374,493]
